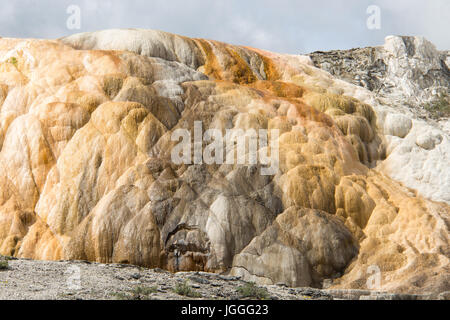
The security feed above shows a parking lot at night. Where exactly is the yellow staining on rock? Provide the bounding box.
[335,176,376,230]
[303,91,377,129]
[260,55,281,81]
[75,93,107,114]
[0,84,7,106]
[195,39,223,80]
[249,80,305,98]
[301,91,382,165]
[195,39,257,84]
[281,164,338,213]
[268,117,292,136]
[102,74,125,99]
[225,48,257,84]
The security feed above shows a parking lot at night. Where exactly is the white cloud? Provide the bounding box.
[229,18,278,50]
[0,0,448,52]
[377,0,450,49]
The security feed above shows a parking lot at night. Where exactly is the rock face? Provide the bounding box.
[311,35,450,204]
[0,30,448,295]
[309,36,450,120]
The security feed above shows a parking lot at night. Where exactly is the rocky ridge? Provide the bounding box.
[309,36,450,123]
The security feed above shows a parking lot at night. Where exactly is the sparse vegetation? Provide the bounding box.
[236,282,269,300]
[102,75,124,99]
[110,285,158,300]
[8,57,18,67]
[424,93,450,119]
[0,260,8,270]
[131,285,157,296]
[173,280,202,298]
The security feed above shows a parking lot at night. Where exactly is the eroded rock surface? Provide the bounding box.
[309,36,450,119]
[0,30,448,295]
[310,35,450,204]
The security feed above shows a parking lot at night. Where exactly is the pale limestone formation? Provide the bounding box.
[0,30,448,294]
[310,36,450,204]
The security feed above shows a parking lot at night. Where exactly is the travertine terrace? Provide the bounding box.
[0,30,448,295]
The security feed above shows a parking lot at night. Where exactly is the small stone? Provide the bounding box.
[210,282,222,287]
[188,276,210,285]
[152,268,170,274]
[218,275,240,281]
[130,273,141,280]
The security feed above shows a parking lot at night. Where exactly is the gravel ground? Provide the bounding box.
[0,257,446,300]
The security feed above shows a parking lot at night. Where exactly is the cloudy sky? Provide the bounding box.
[1,0,448,53]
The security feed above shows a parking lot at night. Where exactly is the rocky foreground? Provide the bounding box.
[0,30,448,296]
[1,257,446,300]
